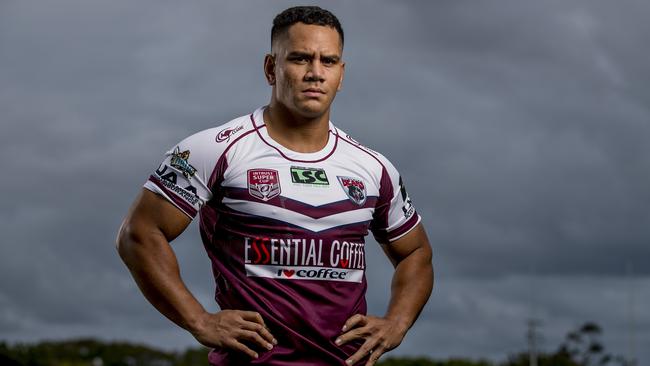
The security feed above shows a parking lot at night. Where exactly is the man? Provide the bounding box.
[117,6,433,366]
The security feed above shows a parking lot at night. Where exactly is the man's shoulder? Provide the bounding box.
[212,112,257,145]
[335,126,394,171]
[175,111,256,152]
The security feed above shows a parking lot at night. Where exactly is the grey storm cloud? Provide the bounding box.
[1,0,648,364]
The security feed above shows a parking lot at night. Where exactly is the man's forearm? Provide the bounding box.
[117,225,206,333]
[384,245,434,332]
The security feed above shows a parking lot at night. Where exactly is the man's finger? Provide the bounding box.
[241,320,277,345]
[227,339,258,359]
[239,330,274,350]
[240,311,266,326]
[342,314,366,332]
[345,337,378,365]
[364,344,385,366]
[336,326,367,346]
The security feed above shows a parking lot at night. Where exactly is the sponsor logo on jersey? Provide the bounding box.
[216,125,244,143]
[245,264,364,283]
[399,176,415,219]
[248,169,281,201]
[346,134,360,145]
[170,147,197,178]
[243,237,365,283]
[337,176,366,205]
[244,236,365,268]
[290,166,329,186]
[154,164,199,205]
[345,134,378,155]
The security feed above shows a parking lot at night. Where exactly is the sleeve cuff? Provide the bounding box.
[144,175,198,218]
[386,213,421,242]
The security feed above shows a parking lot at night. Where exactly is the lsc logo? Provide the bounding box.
[290,166,329,186]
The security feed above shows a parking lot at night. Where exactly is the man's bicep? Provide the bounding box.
[379,223,431,267]
[125,189,192,242]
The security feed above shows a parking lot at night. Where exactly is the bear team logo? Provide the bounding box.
[248,169,281,201]
[337,176,366,205]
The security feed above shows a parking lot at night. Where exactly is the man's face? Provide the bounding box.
[267,23,344,119]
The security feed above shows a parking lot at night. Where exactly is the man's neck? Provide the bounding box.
[263,102,331,154]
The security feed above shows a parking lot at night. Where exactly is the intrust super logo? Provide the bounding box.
[245,264,363,283]
[247,169,281,201]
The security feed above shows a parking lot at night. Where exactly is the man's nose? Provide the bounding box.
[305,60,325,82]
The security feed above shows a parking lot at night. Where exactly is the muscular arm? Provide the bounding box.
[338,223,433,366]
[116,189,276,358]
[116,189,203,332]
[381,223,434,333]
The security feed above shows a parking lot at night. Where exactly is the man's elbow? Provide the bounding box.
[409,241,433,268]
[115,220,140,263]
[414,242,434,288]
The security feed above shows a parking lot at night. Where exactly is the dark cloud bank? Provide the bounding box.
[1,0,648,364]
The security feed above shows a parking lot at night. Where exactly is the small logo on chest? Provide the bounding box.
[248,169,281,201]
[216,125,244,143]
[290,166,329,186]
[337,176,366,206]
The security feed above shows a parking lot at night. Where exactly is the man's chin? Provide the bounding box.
[295,99,331,118]
[281,104,324,120]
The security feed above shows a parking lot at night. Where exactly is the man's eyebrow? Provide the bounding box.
[287,51,313,58]
[321,55,341,61]
[286,51,341,60]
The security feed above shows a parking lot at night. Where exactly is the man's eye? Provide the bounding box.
[322,58,336,66]
[292,56,308,63]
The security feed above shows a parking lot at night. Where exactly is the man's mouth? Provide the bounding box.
[302,88,325,97]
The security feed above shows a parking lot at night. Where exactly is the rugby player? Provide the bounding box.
[117,6,433,366]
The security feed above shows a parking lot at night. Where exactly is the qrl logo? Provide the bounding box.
[277,268,348,280]
[248,169,281,201]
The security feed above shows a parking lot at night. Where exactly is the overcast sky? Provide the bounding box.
[1,0,648,364]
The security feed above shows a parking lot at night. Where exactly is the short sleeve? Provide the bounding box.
[370,158,421,243]
[143,130,222,218]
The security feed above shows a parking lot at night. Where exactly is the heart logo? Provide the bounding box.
[283,270,295,277]
[339,259,349,268]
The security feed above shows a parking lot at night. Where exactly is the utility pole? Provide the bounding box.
[527,319,540,366]
[626,263,637,366]
[527,266,541,366]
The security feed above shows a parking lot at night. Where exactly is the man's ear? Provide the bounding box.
[264,54,276,86]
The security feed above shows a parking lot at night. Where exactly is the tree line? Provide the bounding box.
[0,322,633,366]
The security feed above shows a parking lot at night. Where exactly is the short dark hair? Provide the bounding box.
[271,6,344,48]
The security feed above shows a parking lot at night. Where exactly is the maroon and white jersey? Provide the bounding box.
[144,107,420,366]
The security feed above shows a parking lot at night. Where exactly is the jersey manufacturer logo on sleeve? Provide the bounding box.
[216,125,244,143]
[170,147,197,178]
[337,176,366,206]
[290,166,329,186]
[248,169,281,201]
